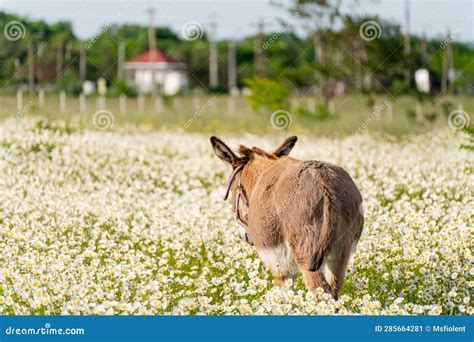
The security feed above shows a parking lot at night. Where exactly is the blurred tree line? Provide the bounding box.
[0,7,473,97]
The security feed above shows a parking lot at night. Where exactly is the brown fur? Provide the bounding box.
[210,136,364,298]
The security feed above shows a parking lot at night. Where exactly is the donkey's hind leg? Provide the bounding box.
[320,238,356,299]
[301,270,333,296]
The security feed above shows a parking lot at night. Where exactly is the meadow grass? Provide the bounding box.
[1,93,471,136]
[0,117,471,315]
[0,92,471,315]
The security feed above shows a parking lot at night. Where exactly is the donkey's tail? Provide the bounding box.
[308,167,336,272]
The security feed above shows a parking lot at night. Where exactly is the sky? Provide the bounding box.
[0,0,472,42]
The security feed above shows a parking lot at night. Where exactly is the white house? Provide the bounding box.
[123,49,188,95]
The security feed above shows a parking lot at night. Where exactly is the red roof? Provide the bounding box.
[127,49,180,63]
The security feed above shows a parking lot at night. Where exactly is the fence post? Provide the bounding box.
[291,97,298,111]
[174,97,182,111]
[227,96,236,113]
[373,102,380,123]
[39,89,45,109]
[213,97,220,115]
[137,95,145,112]
[387,102,393,122]
[192,96,200,111]
[98,96,106,110]
[79,93,86,114]
[60,91,66,114]
[17,89,22,112]
[154,96,162,112]
[328,99,335,114]
[416,101,423,122]
[119,95,127,114]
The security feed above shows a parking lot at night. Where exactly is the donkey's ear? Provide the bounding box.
[210,136,238,165]
[274,136,297,157]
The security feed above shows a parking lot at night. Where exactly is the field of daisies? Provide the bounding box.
[0,117,471,315]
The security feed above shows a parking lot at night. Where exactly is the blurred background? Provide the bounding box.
[0,0,472,135]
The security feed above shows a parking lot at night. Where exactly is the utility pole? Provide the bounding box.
[420,33,428,63]
[56,38,63,78]
[447,38,454,94]
[403,0,411,83]
[27,33,34,93]
[227,40,237,90]
[404,0,411,55]
[441,30,454,94]
[209,19,218,89]
[313,29,324,96]
[147,1,157,97]
[65,42,72,60]
[254,18,267,77]
[79,42,86,82]
[117,42,125,80]
[353,39,363,91]
[313,30,323,65]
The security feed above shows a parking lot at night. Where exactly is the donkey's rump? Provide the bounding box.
[268,161,333,270]
[268,161,362,271]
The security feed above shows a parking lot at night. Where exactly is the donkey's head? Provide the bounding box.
[210,135,298,170]
[210,135,298,234]
[210,136,298,226]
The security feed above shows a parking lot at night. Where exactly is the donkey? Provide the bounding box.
[210,136,364,299]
